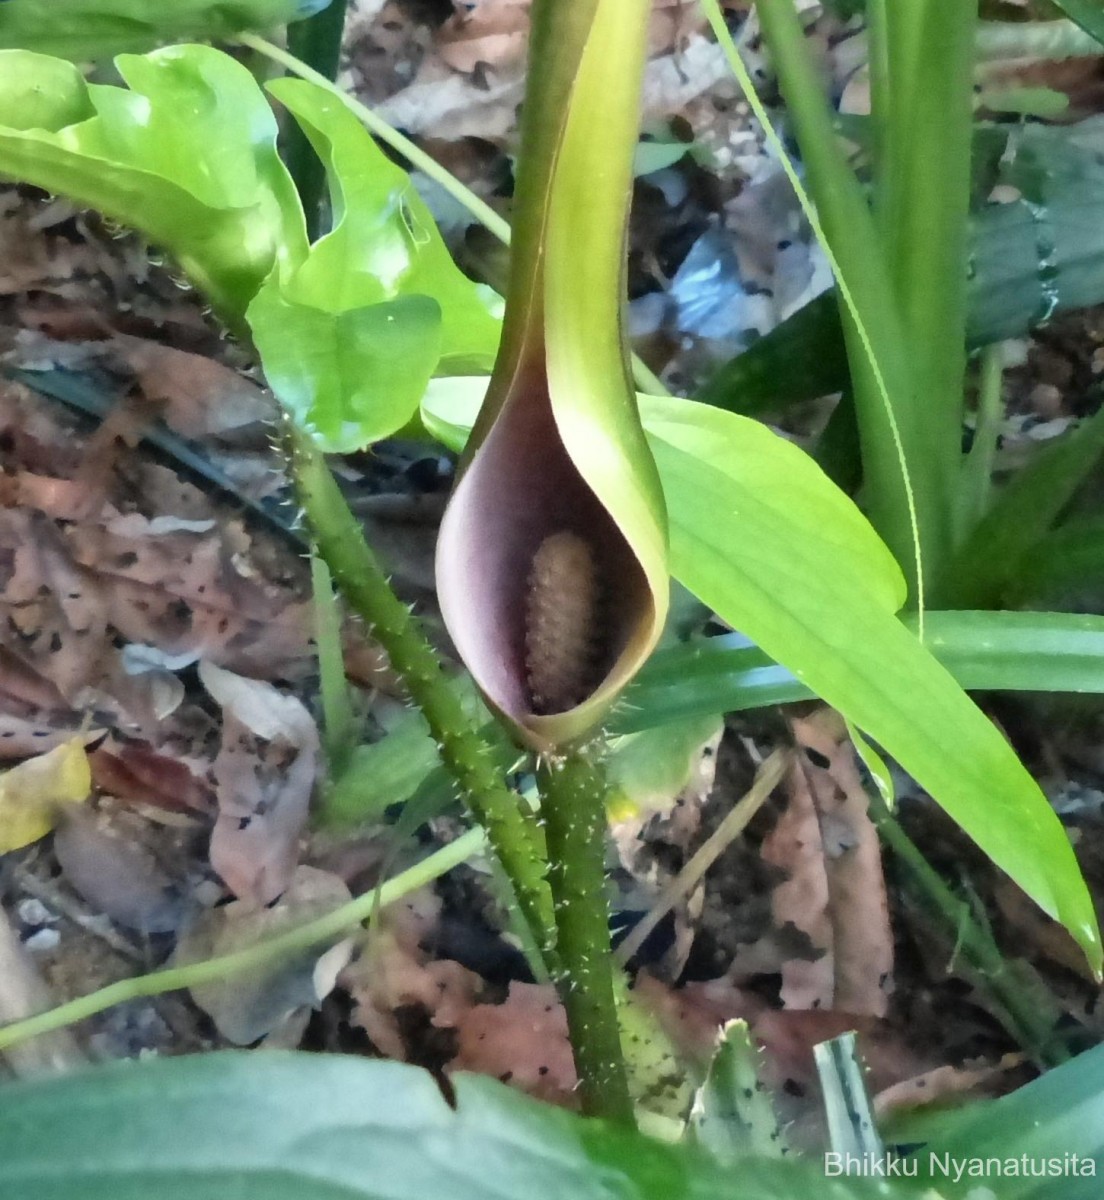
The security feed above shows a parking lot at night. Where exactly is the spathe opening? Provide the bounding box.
[436,362,650,742]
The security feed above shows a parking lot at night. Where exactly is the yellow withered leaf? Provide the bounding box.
[0,738,91,853]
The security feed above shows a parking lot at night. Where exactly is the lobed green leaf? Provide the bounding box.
[0,45,306,322]
[245,78,501,451]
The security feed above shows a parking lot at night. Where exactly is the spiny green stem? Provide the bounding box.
[869,793,1069,1066]
[287,425,557,969]
[538,749,633,1126]
[0,828,485,1053]
[311,554,357,772]
[235,31,669,399]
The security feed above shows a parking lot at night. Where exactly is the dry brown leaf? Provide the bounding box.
[760,709,893,1015]
[435,0,716,75]
[795,710,893,1013]
[0,508,113,704]
[634,970,764,1065]
[760,749,834,1009]
[0,713,92,761]
[377,58,525,141]
[175,865,352,1044]
[67,512,316,682]
[107,334,276,443]
[54,800,197,935]
[449,981,576,1104]
[992,877,1096,980]
[873,1054,1026,1119]
[200,661,320,905]
[376,27,731,142]
[437,0,529,74]
[343,888,481,1059]
[0,194,89,298]
[88,740,214,814]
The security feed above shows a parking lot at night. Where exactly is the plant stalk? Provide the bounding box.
[958,344,1003,538]
[869,793,1069,1066]
[877,0,978,599]
[287,424,558,969]
[0,827,486,1053]
[711,0,926,610]
[538,748,634,1126]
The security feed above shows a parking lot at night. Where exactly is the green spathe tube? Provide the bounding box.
[436,0,668,752]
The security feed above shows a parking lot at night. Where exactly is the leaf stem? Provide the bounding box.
[286,424,558,968]
[701,0,926,625]
[868,792,1070,1066]
[0,827,485,1053]
[537,749,634,1126]
[958,344,1003,538]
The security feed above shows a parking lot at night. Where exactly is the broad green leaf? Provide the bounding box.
[640,394,905,613]
[319,676,506,829]
[606,713,723,821]
[1054,0,1104,46]
[0,46,306,322]
[242,78,501,452]
[0,0,329,59]
[644,393,1099,967]
[249,286,441,449]
[265,78,502,372]
[694,291,848,417]
[944,404,1104,607]
[626,610,1104,729]
[899,1041,1104,1198]
[0,1051,914,1200]
[1005,517,1104,607]
[318,605,1104,827]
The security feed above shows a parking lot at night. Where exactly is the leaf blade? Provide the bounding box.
[644,395,1100,968]
[0,1052,911,1200]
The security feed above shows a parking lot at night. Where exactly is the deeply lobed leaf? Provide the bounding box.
[0,45,306,321]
